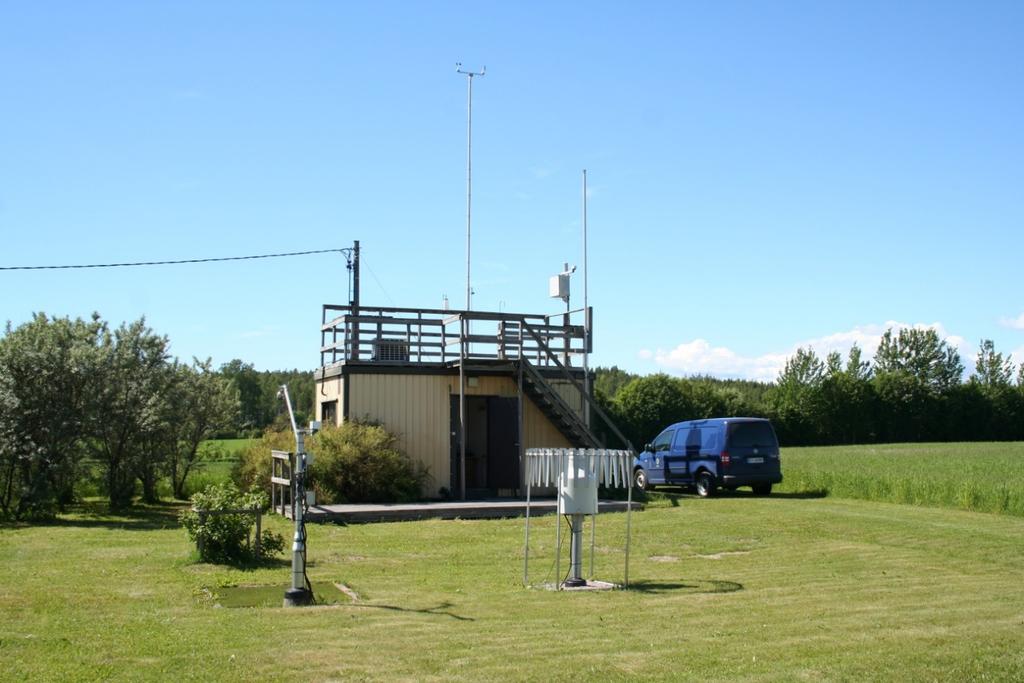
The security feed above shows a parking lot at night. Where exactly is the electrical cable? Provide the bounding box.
[360,253,395,305]
[300,507,314,598]
[561,514,575,584]
[297,466,315,601]
[0,247,352,271]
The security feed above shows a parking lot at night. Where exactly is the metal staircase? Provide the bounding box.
[517,359,602,448]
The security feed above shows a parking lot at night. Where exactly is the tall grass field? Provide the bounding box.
[777,442,1024,516]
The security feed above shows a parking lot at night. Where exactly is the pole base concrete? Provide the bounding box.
[283,587,313,607]
[563,577,587,588]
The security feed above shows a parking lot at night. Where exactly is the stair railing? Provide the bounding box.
[519,359,599,447]
[519,320,635,453]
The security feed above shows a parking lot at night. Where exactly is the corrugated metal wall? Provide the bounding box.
[342,372,576,495]
[314,374,344,426]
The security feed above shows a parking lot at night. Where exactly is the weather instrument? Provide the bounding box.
[523,448,636,590]
[278,384,320,607]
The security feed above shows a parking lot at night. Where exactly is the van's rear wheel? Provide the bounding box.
[752,483,772,496]
[695,471,716,498]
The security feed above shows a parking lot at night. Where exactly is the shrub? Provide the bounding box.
[309,421,427,503]
[180,482,283,563]
[232,429,294,493]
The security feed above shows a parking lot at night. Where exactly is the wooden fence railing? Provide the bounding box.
[271,450,294,517]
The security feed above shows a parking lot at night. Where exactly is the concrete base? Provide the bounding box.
[561,579,617,592]
[282,587,313,607]
[531,579,619,592]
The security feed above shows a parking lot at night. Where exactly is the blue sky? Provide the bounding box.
[2,2,1022,380]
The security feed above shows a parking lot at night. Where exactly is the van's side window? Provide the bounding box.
[702,428,719,452]
[652,429,674,452]
[685,428,702,455]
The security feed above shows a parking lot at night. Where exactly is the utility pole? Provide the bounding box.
[456,63,485,310]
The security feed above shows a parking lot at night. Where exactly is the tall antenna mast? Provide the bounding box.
[456,62,485,310]
[582,170,590,427]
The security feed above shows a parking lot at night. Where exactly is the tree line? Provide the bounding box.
[0,313,314,520]
[4,312,1022,519]
[595,328,1024,449]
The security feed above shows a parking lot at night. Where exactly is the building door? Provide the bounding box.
[450,395,489,495]
[449,396,461,497]
[486,397,519,491]
[450,394,520,496]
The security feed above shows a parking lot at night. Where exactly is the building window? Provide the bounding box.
[321,400,338,425]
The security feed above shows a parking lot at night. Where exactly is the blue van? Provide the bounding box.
[633,417,782,497]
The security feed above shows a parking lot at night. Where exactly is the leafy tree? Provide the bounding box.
[612,374,692,448]
[166,359,240,499]
[0,314,105,519]
[818,346,876,444]
[88,319,174,509]
[872,328,963,442]
[967,340,1021,440]
[973,339,1014,388]
[220,360,269,431]
[219,361,314,434]
[593,366,636,401]
[766,347,825,445]
[874,328,963,392]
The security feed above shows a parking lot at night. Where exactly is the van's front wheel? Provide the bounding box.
[634,468,651,492]
[695,471,717,498]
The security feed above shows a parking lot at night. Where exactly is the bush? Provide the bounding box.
[232,429,294,493]
[179,482,283,563]
[310,421,427,503]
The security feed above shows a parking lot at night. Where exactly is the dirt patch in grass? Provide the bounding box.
[695,550,752,560]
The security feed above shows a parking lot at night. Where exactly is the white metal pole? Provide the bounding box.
[459,317,467,501]
[625,454,633,589]
[456,64,484,311]
[555,450,562,589]
[279,385,311,606]
[582,170,590,427]
[465,73,472,311]
[524,456,532,586]
[291,431,307,592]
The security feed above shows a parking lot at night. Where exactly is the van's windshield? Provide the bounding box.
[727,422,777,448]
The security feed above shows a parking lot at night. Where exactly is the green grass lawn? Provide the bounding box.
[198,438,254,458]
[2,494,1023,681]
[176,438,256,497]
[777,442,1024,516]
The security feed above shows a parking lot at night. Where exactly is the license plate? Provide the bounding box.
[747,457,764,464]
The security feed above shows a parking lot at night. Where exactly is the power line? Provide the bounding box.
[360,252,395,306]
[0,248,352,271]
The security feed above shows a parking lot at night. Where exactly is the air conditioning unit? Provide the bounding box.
[372,339,409,362]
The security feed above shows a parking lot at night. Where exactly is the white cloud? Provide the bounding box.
[649,339,787,383]
[999,312,1024,330]
[1012,346,1024,368]
[640,321,972,382]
